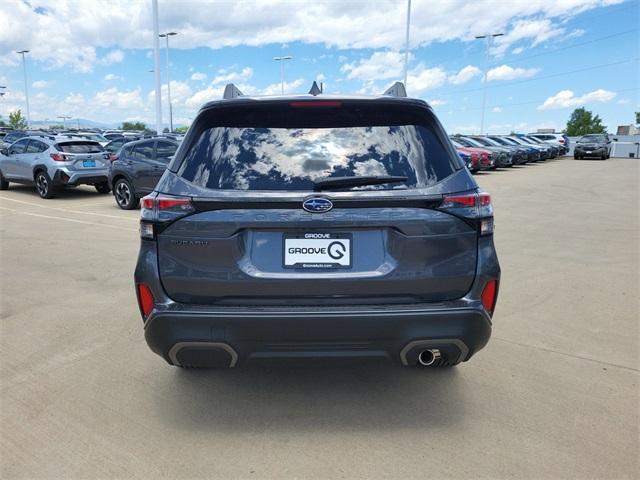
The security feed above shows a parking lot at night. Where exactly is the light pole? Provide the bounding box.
[16,50,31,129]
[159,31,177,133]
[403,0,412,87]
[57,115,71,129]
[475,33,503,134]
[151,0,162,135]
[273,56,292,95]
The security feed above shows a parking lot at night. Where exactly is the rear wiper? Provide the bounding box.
[313,175,408,191]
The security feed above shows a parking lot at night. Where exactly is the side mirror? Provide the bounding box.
[0,148,8,156]
[612,138,618,142]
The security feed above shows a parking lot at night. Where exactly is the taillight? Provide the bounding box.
[440,191,494,235]
[140,194,194,239]
[136,283,155,317]
[481,279,498,314]
[50,153,70,162]
[104,153,118,161]
[559,138,565,144]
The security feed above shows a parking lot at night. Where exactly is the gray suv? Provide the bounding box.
[134,82,501,369]
[0,135,112,198]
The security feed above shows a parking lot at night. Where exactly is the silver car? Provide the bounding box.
[0,135,113,198]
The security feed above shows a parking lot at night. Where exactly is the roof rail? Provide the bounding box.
[382,81,407,98]
[308,81,322,96]
[222,83,244,99]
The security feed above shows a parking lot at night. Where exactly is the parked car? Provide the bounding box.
[518,135,558,158]
[450,138,492,170]
[103,132,125,141]
[574,134,611,160]
[0,131,43,149]
[456,149,480,173]
[0,135,111,198]
[505,136,551,160]
[108,137,179,209]
[104,137,132,154]
[73,132,110,146]
[134,82,501,369]
[470,135,527,165]
[528,133,568,155]
[489,136,540,162]
[455,135,513,167]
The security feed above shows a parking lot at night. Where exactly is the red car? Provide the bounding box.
[451,139,493,172]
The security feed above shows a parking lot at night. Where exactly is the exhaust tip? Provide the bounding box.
[418,348,441,367]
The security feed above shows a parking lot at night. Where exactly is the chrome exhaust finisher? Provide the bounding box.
[417,348,442,366]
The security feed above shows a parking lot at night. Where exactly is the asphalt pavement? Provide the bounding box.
[0,156,638,479]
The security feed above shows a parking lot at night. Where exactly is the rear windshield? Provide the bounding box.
[177,104,456,191]
[55,141,104,153]
[579,135,607,142]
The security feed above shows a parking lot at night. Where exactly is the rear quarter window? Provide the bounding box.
[177,104,457,191]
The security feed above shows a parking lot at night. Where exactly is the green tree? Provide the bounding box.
[48,124,64,130]
[121,121,146,131]
[0,115,5,127]
[565,107,606,136]
[635,111,640,124]
[8,110,28,130]
[174,126,188,134]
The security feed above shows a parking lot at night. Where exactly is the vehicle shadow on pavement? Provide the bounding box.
[153,364,465,432]
[2,184,103,200]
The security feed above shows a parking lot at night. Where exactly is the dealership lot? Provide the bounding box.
[0,157,638,478]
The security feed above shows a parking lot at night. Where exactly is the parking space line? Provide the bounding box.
[0,195,138,221]
[0,206,137,232]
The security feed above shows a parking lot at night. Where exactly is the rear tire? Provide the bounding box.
[0,171,9,190]
[95,182,111,194]
[35,171,56,199]
[601,152,607,160]
[113,178,139,210]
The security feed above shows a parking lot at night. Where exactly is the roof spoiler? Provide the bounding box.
[222,83,244,99]
[382,81,407,98]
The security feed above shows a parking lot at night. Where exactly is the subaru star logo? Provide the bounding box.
[303,197,333,213]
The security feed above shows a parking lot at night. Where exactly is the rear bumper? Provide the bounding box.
[143,303,492,367]
[135,232,500,368]
[53,168,109,186]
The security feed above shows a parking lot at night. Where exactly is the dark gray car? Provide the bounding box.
[134,82,501,369]
[574,134,611,159]
[108,138,179,209]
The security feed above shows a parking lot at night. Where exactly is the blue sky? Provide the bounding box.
[0,0,637,133]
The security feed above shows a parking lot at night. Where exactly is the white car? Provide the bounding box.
[528,133,569,154]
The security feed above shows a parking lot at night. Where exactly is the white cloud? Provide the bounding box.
[492,106,502,113]
[0,0,622,73]
[341,51,406,81]
[185,85,226,109]
[211,67,254,85]
[617,98,630,105]
[486,64,539,81]
[407,65,447,94]
[104,73,120,81]
[429,99,447,106]
[538,89,616,110]
[100,49,124,65]
[191,72,207,81]
[261,78,305,96]
[448,65,481,85]
[94,87,143,110]
[32,80,48,88]
[316,73,326,82]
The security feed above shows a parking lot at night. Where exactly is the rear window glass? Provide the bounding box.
[178,105,456,191]
[56,141,104,153]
